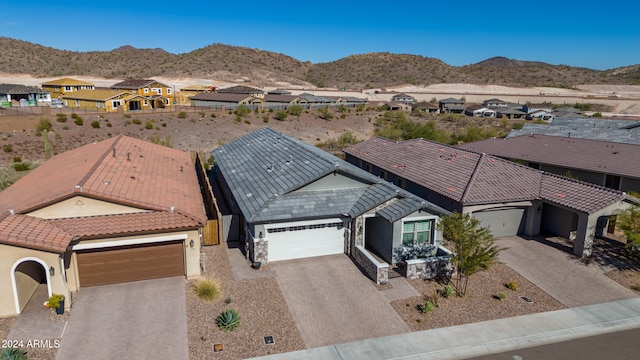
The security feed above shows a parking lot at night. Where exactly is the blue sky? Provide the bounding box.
[1,1,638,70]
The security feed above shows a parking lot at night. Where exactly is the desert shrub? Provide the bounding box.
[224,297,232,304]
[496,292,507,301]
[3,144,12,153]
[216,309,241,332]
[161,123,166,127]
[440,285,456,298]
[73,116,83,126]
[262,115,269,123]
[274,111,288,121]
[0,348,27,360]
[191,278,221,302]
[62,125,69,130]
[287,104,303,116]
[506,281,519,291]
[132,118,142,125]
[56,113,67,122]
[198,112,205,117]
[593,112,603,117]
[426,291,440,307]
[123,113,132,118]
[234,105,251,118]
[418,300,434,313]
[71,113,80,119]
[145,120,154,129]
[106,122,112,127]
[210,113,216,118]
[12,156,21,163]
[317,107,334,120]
[234,115,242,123]
[54,133,62,140]
[177,111,187,119]
[12,162,30,171]
[90,121,100,129]
[148,135,172,147]
[36,118,52,132]
[244,119,251,124]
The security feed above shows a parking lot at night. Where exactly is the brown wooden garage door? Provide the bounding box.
[77,241,184,287]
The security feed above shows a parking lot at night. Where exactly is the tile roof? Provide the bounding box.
[507,123,640,145]
[0,135,206,252]
[264,94,298,103]
[62,89,130,101]
[0,84,48,94]
[297,93,332,103]
[218,85,264,94]
[344,137,633,214]
[41,77,94,86]
[0,215,75,253]
[111,79,168,89]
[459,134,640,179]
[213,128,448,223]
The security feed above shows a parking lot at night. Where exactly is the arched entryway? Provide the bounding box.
[11,257,52,314]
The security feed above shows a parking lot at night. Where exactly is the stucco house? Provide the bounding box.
[438,98,465,113]
[218,85,265,98]
[0,135,206,316]
[62,89,150,112]
[391,93,415,105]
[110,79,175,109]
[41,78,95,99]
[212,128,451,284]
[344,137,638,258]
[190,92,265,110]
[0,84,51,107]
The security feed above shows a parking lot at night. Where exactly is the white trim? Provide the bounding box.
[11,257,52,315]
[71,234,188,251]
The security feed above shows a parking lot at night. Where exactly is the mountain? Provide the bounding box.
[0,37,638,88]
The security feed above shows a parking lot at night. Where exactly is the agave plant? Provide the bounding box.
[1,348,27,360]
[216,309,241,332]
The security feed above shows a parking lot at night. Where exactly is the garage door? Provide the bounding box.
[77,241,184,287]
[472,207,527,238]
[266,219,345,262]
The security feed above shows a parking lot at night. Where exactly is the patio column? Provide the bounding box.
[573,213,597,257]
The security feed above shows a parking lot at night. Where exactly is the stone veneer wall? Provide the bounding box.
[404,247,453,280]
[354,246,389,285]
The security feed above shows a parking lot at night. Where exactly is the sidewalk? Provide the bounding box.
[249,297,640,360]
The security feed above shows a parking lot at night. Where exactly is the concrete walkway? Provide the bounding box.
[55,277,188,360]
[6,284,67,341]
[272,255,410,348]
[249,297,640,360]
[496,236,637,307]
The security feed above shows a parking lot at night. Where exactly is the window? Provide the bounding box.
[358,159,363,168]
[75,100,80,106]
[367,164,372,173]
[398,178,406,189]
[96,101,100,108]
[165,99,170,105]
[64,86,72,92]
[112,100,122,108]
[144,88,149,94]
[76,86,82,90]
[166,88,172,94]
[152,88,162,94]
[604,174,621,190]
[381,170,388,180]
[144,100,148,105]
[402,220,433,246]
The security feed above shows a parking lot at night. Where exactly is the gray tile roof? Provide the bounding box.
[345,137,634,214]
[191,92,256,102]
[460,134,640,179]
[0,84,48,94]
[297,93,332,103]
[213,128,447,223]
[264,94,298,103]
[507,123,640,145]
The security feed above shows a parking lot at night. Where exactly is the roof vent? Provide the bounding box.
[170,206,175,213]
[74,185,82,192]
[9,209,14,215]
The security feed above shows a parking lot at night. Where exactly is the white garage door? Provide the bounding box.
[265,219,345,262]
[472,207,527,238]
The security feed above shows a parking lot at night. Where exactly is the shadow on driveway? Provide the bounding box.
[55,277,188,360]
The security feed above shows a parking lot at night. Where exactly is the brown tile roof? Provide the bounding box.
[218,85,263,94]
[111,79,168,89]
[191,92,257,102]
[0,135,206,252]
[0,215,75,253]
[344,137,631,213]
[264,94,298,103]
[41,77,94,86]
[62,89,130,101]
[458,135,640,179]
[48,212,200,238]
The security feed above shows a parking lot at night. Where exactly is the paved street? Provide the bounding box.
[497,236,637,307]
[271,254,410,348]
[55,277,188,360]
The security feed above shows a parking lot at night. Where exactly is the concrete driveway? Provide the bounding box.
[497,236,637,307]
[55,277,188,360]
[271,254,410,348]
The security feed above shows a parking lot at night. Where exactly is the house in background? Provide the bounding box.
[438,97,465,113]
[0,135,207,317]
[212,128,451,284]
[345,137,638,258]
[218,85,265,98]
[386,101,412,111]
[177,84,216,104]
[62,89,149,112]
[0,84,51,107]
[110,79,175,109]
[464,105,496,117]
[459,134,640,194]
[41,78,95,99]
[391,93,415,105]
[484,98,508,108]
[190,92,264,110]
[507,119,640,145]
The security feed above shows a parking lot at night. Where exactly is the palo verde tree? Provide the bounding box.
[617,193,640,261]
[437,212,503,297]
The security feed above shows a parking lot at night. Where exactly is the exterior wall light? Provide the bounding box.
[49,266,55,276]
[189,239,195,248]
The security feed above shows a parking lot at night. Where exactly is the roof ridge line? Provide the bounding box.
[461,153,485,204]
[76,135,125,188]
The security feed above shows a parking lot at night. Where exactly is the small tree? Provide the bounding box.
[617,201,640,261]
[437,212,503,297]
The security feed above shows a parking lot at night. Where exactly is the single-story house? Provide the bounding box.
[523,103,552,114]
[507,120,640,145]
[62,89,151,112]
[386,101,412,111]
[218,85,265,98]
[526,109,554,121]
[0,135,206,316]
[212,128,451,284]
[190,92,264,110]
[412,101,439,113]
[344,137,638,258]
[267,89,292,95]
[484,98,508,108]
[496,107,527,119]
[0,84,51,107]
[458,134,640,194]
[296,93,333,105]
[439,98,465,113]
[465,105,497,117]
[41,78,95,99]
[263,94,301,108]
